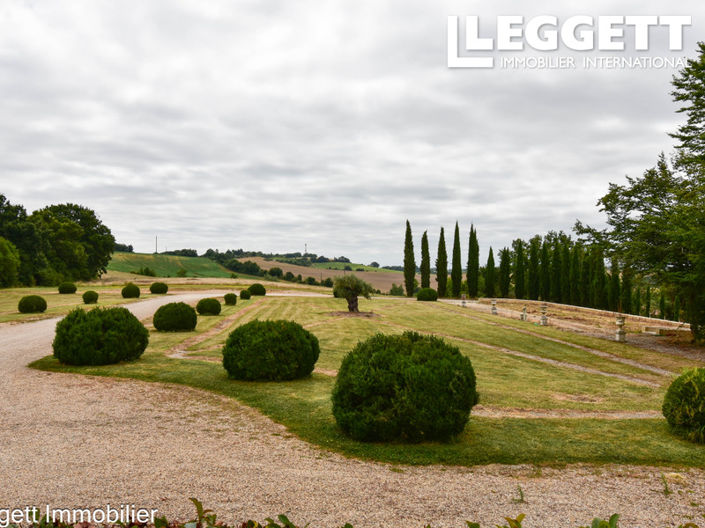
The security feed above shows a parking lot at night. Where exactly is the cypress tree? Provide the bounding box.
[435,227,448,298]
[528,237,540,300]
[514,241,526,300]
[569,244,581,306]
[551,242,562,302]
[485,247,496,297]
[579,249,591,307]
[560,242,571,303]
[659,291,666,319]
[633,287,642,316]
[499,248,511,298]
[620,267,632,314]
[674,295,681,321]
[467,225,479,298]
[645,286,652,317]
[451,222,462,298]
[608,258,621,312]
[592,248,607,309]
[420,231,430,289]
[403,220,416,297]
[540,240,550,301]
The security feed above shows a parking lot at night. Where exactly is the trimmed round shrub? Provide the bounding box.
[58,282,77,294]
[196,297,221,315]
[18,295,47,314]
[150,282,169,294]
[332,331,478,443]
[121,282,141,298]
[222,320,319,381]
[224,293,237,306]
[663,367,705,443]
[416,287,438,302]
[82,290,99,304]
[240,290,251,300]
[248,283,266,296]
[153,302,197,332]
[52,307,149,365]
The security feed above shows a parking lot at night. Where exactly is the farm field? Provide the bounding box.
[108,251,234,278]
[32,294,705,467]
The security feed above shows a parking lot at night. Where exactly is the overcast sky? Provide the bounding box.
[0,1,702,265]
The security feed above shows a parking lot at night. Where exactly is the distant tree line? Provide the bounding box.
[0,194,114,286]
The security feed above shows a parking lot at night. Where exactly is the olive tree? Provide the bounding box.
[334,274,373,312]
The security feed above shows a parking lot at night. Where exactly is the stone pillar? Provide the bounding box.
[616,315,626,342]
[520,306,527,322]
[491,299,498,315]
[540,303,548,326]
[461,293,466,308]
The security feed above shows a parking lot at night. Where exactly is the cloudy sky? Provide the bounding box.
[0,1,702,265]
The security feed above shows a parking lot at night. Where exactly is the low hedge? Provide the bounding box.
[58,282,77,294]
[416,287,438,301]
[196,297,221,315]
[224,293,237,305]
[153,302,197,332]
[663,367,705,443]
[240,290,251,300]
[52,307,149,365]
[121,282,141,298]
[82,290,99,304]
[332,331,478,442]
[150,282,169,294]
[18,295,47,313]
[248,283,266,296]
[222,319,319,380]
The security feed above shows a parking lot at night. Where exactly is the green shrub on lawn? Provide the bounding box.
[222,319,319,381]
[121,282,141,298]
[240,290,251,300]
[663,367,705,443]
[153,302,197,332]
[150,282,169,294]
[224,293,237,305]
[58,282,77,294]
[197,297,221,315]
[53,307,149,365]
[82,290,99,304]
[18,295,47,314]
[332,331,478,442]
[248,283,266,296]
[416,287,438,301]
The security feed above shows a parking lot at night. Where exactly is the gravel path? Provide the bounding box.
[1,294,704,527]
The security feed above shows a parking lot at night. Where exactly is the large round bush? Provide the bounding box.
[332,331,478,442]
[663,367,705,443]
[417,288,438,301]
[224,293,237,306]
[58,282,77,294]
[121,282,141,298]
[222,320,319,381]
[18,295,47,314]
[82,290,99,304]
[197,297,221,315]
[248,283,266,296]
[150,282,169,294]
[240,290,251,300]
[153,302,197,332]
[52,307,149,365]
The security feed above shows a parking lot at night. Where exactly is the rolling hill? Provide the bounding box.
[107,252,233,278]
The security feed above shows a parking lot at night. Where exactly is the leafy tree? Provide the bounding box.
[0,194,47,284]
[369,261,380,268]
[0,236,20,287]
[527,236,540,300]
[436,227,448,297]
[498,247,511,298]
[403,220,416,297]
[513,240,526,300]
[334,275,373,312]
[420,231,430,289]
[539,239,550,301]
[451,222,462,297]
[467,225,479,297]
[268,267,283,277]
[670,41,705,166]
[485,247,496,297]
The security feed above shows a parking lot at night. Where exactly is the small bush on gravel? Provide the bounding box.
[82,290,99,304]
[240,290,251,300]
[416,287,438,301]
[332,331,478,443]
[153,302,197,332]
[222,320,319,381]
[196,297,221,315]
[663,367,705,443]
[58,282,77,294]
[224,293,237,305]
[53,307,149,365]
[18,295,47,313]
[248,283,266,296]
[150,282,169,294]
[121,282,141,298]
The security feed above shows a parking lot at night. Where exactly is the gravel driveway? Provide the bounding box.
[0,294,703,527]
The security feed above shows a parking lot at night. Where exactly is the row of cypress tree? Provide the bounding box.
[403,222,679,319]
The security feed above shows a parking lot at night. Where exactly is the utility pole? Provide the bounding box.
[155,236,158,254]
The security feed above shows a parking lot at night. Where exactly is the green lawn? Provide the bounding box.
[30,295,705,467]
